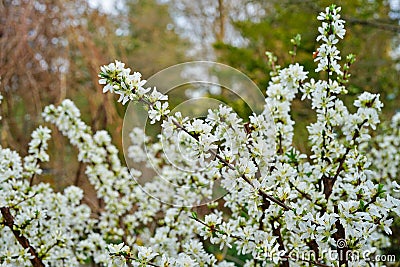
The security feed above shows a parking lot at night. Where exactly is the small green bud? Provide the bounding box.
[191,211,198,219]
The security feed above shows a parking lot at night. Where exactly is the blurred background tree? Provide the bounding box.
[0,0,188,190]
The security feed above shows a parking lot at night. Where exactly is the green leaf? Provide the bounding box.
[359,200,366,211]
[191,211,198,219]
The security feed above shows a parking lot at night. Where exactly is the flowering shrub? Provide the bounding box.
[1,4,399,267]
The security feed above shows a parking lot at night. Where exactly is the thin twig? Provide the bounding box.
[0,207,45,267]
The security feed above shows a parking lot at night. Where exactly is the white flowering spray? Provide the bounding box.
[0,4,399,267]
[0,125,93,266]
[98,5,399,267]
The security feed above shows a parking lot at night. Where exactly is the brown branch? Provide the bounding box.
[271,218,289,267]
[323,118,369,200]
[74,161,84,186]
[216,0,225,42]
[0,207,45,267]
[306,239,320,263]
[289,181,312,201]
[333,206,348,267]
[171,118,292,211]
[344,17,400,33]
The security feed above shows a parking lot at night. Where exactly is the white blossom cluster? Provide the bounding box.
[0,4,399,267]
[0,125,92,266]
[99,60,169,123]
[315,5,345,75]
[362,112,400,211]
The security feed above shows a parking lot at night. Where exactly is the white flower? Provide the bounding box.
[108,243,130,254]
[136,246,158,262]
